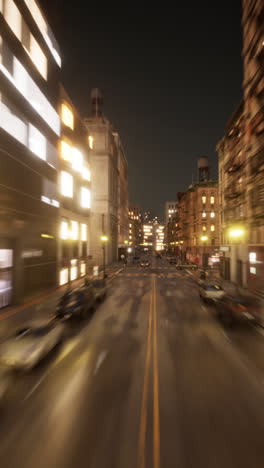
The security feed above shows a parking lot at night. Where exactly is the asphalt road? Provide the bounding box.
[1,257,264,467]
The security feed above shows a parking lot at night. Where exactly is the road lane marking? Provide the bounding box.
[23,369,51,401]
[94,350,108,375]
[153,275,160,468]
[138,286,153,468]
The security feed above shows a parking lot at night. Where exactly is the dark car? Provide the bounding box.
[215,295,263,327]
[91,279,107,302]
[133,256,141,265]
[141,260,150,267]
[56,286,96,321]
[169,258,177,265]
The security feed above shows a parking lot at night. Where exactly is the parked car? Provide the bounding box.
[56,285,96,321]
[91,279,107,302]
[199,283,225,302]
[141,260,150,267]
[0,321,64,371]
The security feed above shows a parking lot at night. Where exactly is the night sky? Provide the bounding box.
[40,1,243,218]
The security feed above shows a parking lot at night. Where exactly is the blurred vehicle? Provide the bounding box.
[215,295,264,327]
[0,367,11,404]
[91,279,107,302]
[133,256,140,265]
[176,263,197,270]
[56,285,96,321]
[169,257,177,265]
[199,283,225,302]
[141,260,150,267]
[0,321,64,371]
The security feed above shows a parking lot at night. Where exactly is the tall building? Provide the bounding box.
[164,201,179,252]
[58,86,91,286]
[154,225,165,251]
[217,0,264,292]
[217,103,247,284]
[177,159,219,267]
[242,0,264,293]
[128,206,142,250]
[84,89,128,266]
[0,0,61,306]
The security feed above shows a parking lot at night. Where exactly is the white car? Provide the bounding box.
[199,283,225,302]
[0,321,64,371]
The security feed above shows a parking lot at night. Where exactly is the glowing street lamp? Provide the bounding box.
[100,235,108,278]
[228,228,245,239]
[200,236,208,242]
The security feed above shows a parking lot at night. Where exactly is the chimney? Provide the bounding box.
[91,88,103,117]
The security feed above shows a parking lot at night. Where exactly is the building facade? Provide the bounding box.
[84,89,128,267]
[217,103,248,285]
[178,182,219,267]
[0,0,61,306]
[164,201,179,253]
[217,0,264,292]
[58,86,91,286]
[242,0,264,293]
[128,206,142,250]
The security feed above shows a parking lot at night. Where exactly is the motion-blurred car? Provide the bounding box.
[176,263,197,270]
[0,367,12,404]
[199,283,225,302]
[0,321,64,371]
[56,285,96,320]
[215,295,263,327]
[91,279,107,302]
[141,260,150,267]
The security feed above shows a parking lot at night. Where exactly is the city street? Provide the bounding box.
[1,257,264,468]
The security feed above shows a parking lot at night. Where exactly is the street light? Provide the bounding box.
[228,228,245,239]
[100,235,108,278]
[200,236,208,242]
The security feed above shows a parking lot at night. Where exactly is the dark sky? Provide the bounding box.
[40,1,243,217]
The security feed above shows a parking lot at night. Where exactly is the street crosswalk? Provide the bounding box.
[118,271,188,279]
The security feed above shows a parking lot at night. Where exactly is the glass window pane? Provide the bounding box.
[4,0,22,41]
[28,124,46,160]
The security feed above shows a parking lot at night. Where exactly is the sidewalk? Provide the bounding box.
[0,263,124,330]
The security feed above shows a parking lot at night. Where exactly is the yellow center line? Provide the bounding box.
[153,275,160,468]
[138,283,153,468]
[138,275,161,468]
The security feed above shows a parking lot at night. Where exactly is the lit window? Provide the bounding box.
[61,103,74,130]
[72,148,83,173]
[83,167,91,181]
[210,196,215,204]
[71,221,79,240]
[0,99,27,145]
[249,252,256,263]
[202,225,207,231]
[202,212,206,218]
[60,221,68,240]
[70,259,78,281]
[81,187,91,208]
[24,0,61,67]
[210,212,215,218]
[80,261,86,277]
[4,0,22,41]
[61,140,72,162]
[61,171,73,198]
[28,34,47,80]
[81,224,87,242]
[211,225,215,232]
[202,196,206,204]
[88,135,94,149]
[28,124,46,160]
[59,268,68,286]
[250,267,256,275]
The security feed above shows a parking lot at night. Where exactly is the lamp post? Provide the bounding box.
[101,235,108,279]
[200,236,208,268]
